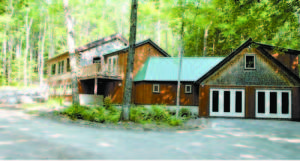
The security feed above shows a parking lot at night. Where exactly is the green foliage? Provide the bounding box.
[129,105,186,126]
[2,0,299,87]
[149,105,170,122]
[168,116,183,126]
[103,96,113,109]
[60,104,121,123]
[179,107,191,118]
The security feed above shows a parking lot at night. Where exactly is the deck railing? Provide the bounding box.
[77,63,120,78]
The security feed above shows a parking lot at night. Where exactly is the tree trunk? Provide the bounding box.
[2,33,7,86]
[203,21,212,56]
[24,9,33,87]
[64,0,80,106]
[40,19,47,87]
[176,5,185,118]
[8,38,13,86]
[121,0,138,121]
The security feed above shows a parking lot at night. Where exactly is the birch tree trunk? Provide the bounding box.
[8,38,13,86]
[2,0,14,86]
[121,0,138,121]
[24,9,33,87]
[40,20,47,87]
[64,0,80,106]
[203,21,212,56]
[2,33,7,85]
[176,8,185,118]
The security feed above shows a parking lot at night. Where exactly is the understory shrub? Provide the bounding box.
[129,105,184,126]
[179,108,191,118]
[61,104,187,126]
[168,116,183,126]
[61,104,121,123]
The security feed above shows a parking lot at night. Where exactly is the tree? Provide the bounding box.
[63,0,79,106]
[121,0,138,121]
[176,0,186,118]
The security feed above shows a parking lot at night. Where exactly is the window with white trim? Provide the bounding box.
[245,54,255,69]
[185,85,192,93]
[153,84,160,93]
[108,56,118,74]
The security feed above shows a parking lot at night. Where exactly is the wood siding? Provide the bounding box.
[202,48,300,86]
[267,49,299,77]
[134,82,198,106]
[109,43,167,104]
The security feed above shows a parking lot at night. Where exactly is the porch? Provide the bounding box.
[79,78,123,105]
[77,63,121,80]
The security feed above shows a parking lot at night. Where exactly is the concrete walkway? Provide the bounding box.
[0,106,300,159]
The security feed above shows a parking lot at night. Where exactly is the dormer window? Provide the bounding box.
[245,55,255,69]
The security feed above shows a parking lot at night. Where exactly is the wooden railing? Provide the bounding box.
[77,63,120,78]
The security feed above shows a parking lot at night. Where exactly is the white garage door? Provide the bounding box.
[256,90,291,119]
[210,89,245,117]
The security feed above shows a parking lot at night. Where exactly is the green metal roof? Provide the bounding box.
[134,57,225,82]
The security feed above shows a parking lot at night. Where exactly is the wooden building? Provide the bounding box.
[47,35,300,120]
[46,33,170,104]
[133,57,223,106]
[196,38,300,120]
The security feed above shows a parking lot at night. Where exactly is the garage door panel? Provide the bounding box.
[210,89,245,117]
[256,90,291,119]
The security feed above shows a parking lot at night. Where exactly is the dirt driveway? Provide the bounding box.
[0,106,299,159]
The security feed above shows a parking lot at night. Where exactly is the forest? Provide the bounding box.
[0,0,299,87]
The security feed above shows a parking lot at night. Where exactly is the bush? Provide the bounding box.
[130,106,150,123]
[179,108,191,118]
[105,111,121,123]
[150,105,170,122]
[60,105,87,120]
[60,104,188,127]
[103,96,113,109]
[168,116,183,126]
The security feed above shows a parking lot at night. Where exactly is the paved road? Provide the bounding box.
[0,106,300,159]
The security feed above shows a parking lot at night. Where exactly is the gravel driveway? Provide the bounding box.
[0,105,300,159]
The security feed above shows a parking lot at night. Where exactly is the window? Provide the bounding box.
[282,92,289,114]
[93,57,101,64]
[235,91,242,113]
[270,92,277,114]
[185,85,192,93]
[212,91,219,112]
[153,84,160,93]
[224,91,230,112]
[245,55,255,69]
[51,64,56,75]
[108,56,118,73]
[258,92,265,113]
[58,62,61,74]
[67,58,71,72]
[61,60,65,74]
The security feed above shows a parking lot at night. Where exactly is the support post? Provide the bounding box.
[94,77,97,95]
